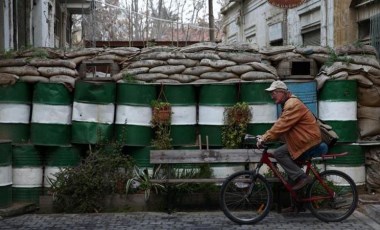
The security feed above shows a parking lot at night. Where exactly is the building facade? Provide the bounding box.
[220,0,380,53]
[0,0,90,52]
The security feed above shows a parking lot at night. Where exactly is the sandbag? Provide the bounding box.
[241,71,277,81]
[349,55,380,69]
[149,65,186,75]
[120,67,149,76]
[259,45,295,55]
[0,58,27,67]
[29,59,76,69]
[367,74,380,86]
[217,52,261,63]
[139,52,186,60]
[190,79,218,84]
[315,74,330,90]
[247,62,278,76]
[184,52,220,60]
[105,48,140,57]
[167,58,198,67]
[134,73,168,81]
[322,62,363,76]
[268,52,303,62]
[358,85,380,107]
[358,105,380,138]
[183,66,216,75]
[347,74,373,87]
[0,73,19,85]
[221,65,254,75]
[64,48,103,58]
[49,75,77,88]
[0,66,39,76]
[200,72,239,80]
[128,60,167,68]
[331,71,348,80]
[38,66,77,77]
[169,74,199,83]
[91,54,125,62]
[199,59,236,69]
[19,75,49,83]
[216,43,258,52]
[335,44,378,56]
[179,42,217,53]
[295,46,330,55]
[67,56,92,65]
[308,53,329,64]
[153,79,181,84]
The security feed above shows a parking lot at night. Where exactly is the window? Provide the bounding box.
[370,14,380,58]
[302,29,321,46]
[270,39,283,46]
[358,19,370,44]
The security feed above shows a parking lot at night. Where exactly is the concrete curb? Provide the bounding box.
[0,203,38,218]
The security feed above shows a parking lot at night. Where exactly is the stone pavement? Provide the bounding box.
[0,193,379,230]
[0,208,379,230]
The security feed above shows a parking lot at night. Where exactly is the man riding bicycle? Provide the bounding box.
[256,80,328,191]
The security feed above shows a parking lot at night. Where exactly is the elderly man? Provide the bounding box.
[257,80,328,190]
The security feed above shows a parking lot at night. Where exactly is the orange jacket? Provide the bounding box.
[262,96,321,159]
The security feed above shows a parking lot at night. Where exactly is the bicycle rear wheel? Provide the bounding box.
[219,171,273,225]
[306,170,358,222]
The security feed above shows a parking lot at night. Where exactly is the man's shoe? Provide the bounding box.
[292,176,312,191]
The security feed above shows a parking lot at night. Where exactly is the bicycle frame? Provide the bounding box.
[254,147,345,203]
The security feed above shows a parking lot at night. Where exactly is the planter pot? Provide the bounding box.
[153,107,171,123]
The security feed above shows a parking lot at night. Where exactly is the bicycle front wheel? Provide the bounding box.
[306,170,358,222]
[219,171,273,225]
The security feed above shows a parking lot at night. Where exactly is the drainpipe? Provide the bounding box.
[283,9,288,45]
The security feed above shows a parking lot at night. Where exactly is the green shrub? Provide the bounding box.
[48,141,135,213]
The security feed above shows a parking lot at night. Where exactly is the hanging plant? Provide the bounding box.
[221,102,252,149]
[151,100,172,150]
[150,84,173,150]
[151,100,172,125]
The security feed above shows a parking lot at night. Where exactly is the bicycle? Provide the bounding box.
[219,134,358,225]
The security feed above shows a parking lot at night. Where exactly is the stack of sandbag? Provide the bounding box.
[310,45,380,141]
[0,48,79,88]
[114,42,279,84]
[366,147,380,192]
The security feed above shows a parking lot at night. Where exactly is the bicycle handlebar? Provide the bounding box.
[244,134,269,150]
[244,134,257,141]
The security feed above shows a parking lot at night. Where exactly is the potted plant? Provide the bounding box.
[151,100,172,124]
[126,164,166,201]
[151,100,172,149]
[221,102,252,149]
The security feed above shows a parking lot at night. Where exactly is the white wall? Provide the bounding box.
[2,0,13,51]
[33,0,55,47]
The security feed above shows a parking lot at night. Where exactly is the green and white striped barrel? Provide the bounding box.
[326,144,365,186]
[115,83,156,146]
[72,81,116,144]
[199,84,238,147]
[44,145,82,189]
[12,144,43,204]
[0,140,12,208]
[164,85,197,146]
[31,83,73,146]
[0,82,32,143]
[125,146,152,168]
[240,82,277,136]
[318,80,358,142]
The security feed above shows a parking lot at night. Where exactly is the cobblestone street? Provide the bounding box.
[0,209,379,230]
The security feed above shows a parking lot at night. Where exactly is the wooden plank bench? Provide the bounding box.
[150,148,284,212]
